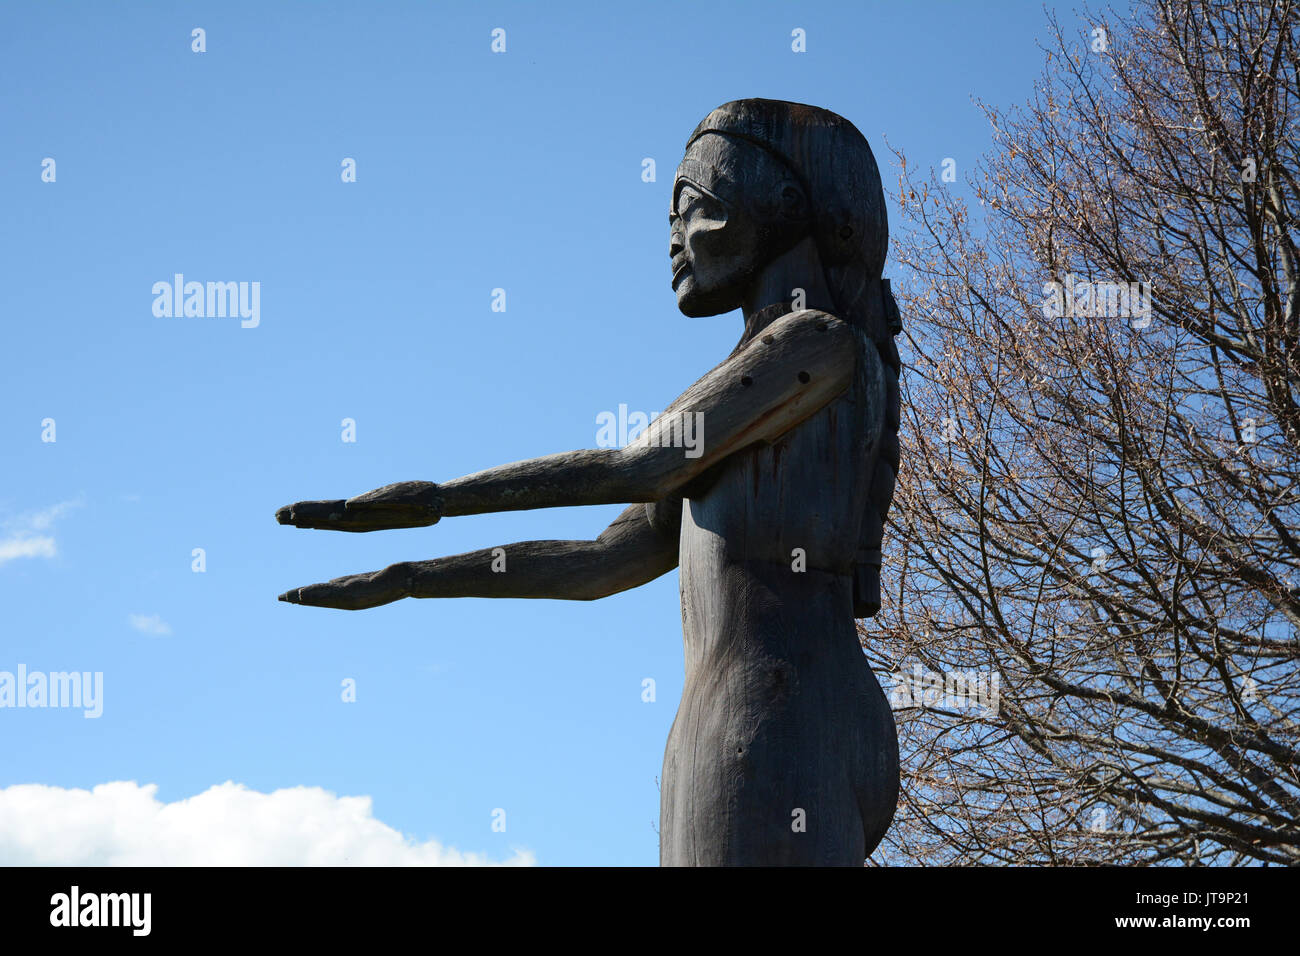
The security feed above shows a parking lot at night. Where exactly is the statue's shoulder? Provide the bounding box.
[781,308,866,340]
[732,307,863,366]
[781,308,884,381]
[778,308,867,348]
[785,307,841,325]
[762,307,848,336]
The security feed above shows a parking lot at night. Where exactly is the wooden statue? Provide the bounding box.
[276,99,904,866]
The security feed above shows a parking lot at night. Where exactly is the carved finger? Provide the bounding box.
[343,481,442,528]
[275,499,353,530]
[276,481,442,532]
[278,564,411,610]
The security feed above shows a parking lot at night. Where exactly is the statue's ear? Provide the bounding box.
[777,179,809,222]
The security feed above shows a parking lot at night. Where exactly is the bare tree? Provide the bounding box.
[865,0,1300,865]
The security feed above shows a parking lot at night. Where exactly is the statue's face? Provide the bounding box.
[670,137,766,317]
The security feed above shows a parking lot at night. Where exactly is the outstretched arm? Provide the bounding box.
[275,309,870,531]
[279,498,682,610]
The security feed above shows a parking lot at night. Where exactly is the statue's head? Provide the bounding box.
[671,99,888,320]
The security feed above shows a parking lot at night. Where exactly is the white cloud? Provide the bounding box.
[21,499,83,531]
[0,536,56,563]
[0,496,83,567]
[0,781,535,866]
[128,613,172,636]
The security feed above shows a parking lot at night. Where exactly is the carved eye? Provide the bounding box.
[674,187,694,217]
[676,185,724,221]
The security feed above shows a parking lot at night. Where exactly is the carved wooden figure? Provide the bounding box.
[277,99,904,866]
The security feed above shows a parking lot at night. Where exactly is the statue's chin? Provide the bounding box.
[676,284,736,318]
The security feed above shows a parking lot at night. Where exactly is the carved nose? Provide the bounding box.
[670,234,684,258]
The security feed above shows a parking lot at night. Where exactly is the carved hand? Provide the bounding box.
[275,480,442,532]
[279,564,412,609]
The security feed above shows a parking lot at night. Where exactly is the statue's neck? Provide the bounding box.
[736,302,794,351]
[737,236,836,346]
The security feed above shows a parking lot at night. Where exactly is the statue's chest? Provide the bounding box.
[680,341,878,573]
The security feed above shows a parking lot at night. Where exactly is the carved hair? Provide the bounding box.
[687,99,902,617]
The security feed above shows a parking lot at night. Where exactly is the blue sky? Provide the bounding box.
[1,0,1100,865]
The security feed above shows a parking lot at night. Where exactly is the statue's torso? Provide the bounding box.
[660,323,899,865]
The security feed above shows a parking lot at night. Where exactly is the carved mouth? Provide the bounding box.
[672,263,691,290]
